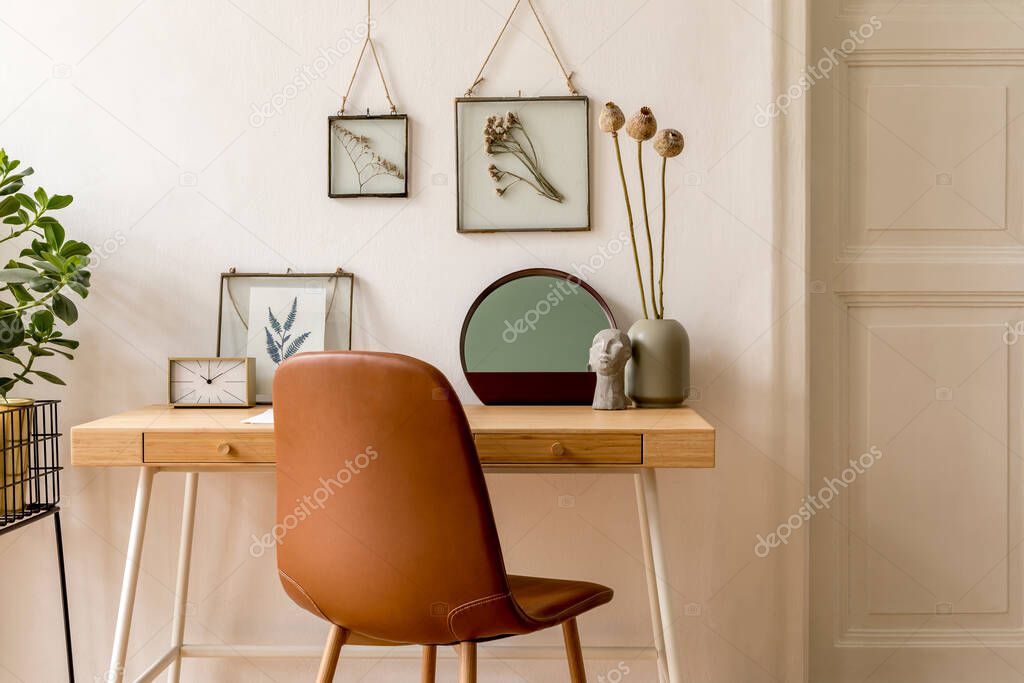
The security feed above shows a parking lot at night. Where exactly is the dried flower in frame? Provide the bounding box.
[483,112,563,203]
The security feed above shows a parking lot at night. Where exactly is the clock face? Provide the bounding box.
[170,359,250,406]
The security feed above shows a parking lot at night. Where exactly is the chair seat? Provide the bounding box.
[325,577,613,647]
[508,574,614,628]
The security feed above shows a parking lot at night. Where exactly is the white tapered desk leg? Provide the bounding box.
[167,473,199,682]
[109,467,156,683]
[635,469,680,683]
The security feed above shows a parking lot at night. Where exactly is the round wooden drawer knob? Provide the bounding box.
[550,441,565,456]
[217,442,232,456]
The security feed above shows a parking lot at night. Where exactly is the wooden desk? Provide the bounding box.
[72,405,715,683]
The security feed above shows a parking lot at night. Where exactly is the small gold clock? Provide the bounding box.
[168,357,256,408]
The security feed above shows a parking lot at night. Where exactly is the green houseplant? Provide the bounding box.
[0,148,92,515]
[0,149,92,398]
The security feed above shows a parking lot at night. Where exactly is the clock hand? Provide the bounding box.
[206,361,243,383]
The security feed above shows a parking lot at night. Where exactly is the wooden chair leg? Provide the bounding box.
[421,645,437,683]
[562,618,586,683]
[459,641,477,683]
[316,624,347,683]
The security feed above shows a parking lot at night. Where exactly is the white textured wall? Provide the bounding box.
[0,0,806,681]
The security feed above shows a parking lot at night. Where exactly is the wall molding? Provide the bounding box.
[832,48,1022,262]
[831,293,1021,647]
[845,48,1024,66]
[835,291,1024,306]
[839,627,1024,648]
[838,1,1024,22]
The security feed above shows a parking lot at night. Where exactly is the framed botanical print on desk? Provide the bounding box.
[216,269,354,403]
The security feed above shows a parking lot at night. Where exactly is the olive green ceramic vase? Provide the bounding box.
[626,318,690,407]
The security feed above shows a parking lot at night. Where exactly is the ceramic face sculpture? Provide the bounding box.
[589,329,632,410]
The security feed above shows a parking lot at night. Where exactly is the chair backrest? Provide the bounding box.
[273,351,510,644]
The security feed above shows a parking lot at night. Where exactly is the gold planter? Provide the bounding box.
[0,398,34,516]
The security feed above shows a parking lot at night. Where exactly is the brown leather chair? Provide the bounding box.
[273,351,614,682]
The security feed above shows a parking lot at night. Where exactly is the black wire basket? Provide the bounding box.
[0,399,61,529]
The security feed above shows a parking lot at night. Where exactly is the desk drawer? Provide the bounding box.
[144,432,275,463]
[474,433,641,465]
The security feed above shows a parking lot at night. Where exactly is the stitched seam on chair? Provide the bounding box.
[279,570,330,622]
[516,588,615,626]
[447,592,510,640]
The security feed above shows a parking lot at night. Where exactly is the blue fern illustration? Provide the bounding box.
[264,297,311,365]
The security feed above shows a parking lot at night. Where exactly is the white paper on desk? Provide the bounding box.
[242,409,275,424]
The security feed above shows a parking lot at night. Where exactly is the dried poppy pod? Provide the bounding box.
[653,129,685,157]
[626,107,657,141]
[599,102,625,133]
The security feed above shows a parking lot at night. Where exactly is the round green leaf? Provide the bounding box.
[52,293,78,325]
[31,309,53,335]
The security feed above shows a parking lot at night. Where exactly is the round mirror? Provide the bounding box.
[460,269,616,404]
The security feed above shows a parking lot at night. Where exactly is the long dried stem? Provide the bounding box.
[612,133,648,319]
[495,169,549,197]
[658,156,667,319]
[491,140,561,201]
[637,141,658,319]
[517,123,541,171]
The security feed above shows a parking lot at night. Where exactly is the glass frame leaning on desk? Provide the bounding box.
[215,269,354,403]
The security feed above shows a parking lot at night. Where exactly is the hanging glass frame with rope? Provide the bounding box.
[329,113,408,198]
[328,0,408,198]
[456,0,589,232]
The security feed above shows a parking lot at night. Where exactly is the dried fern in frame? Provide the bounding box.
[215,269,354,403]
[328,114,409,198]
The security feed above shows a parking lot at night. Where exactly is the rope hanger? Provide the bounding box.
[465,0,579,97]
[340,0,398,115]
